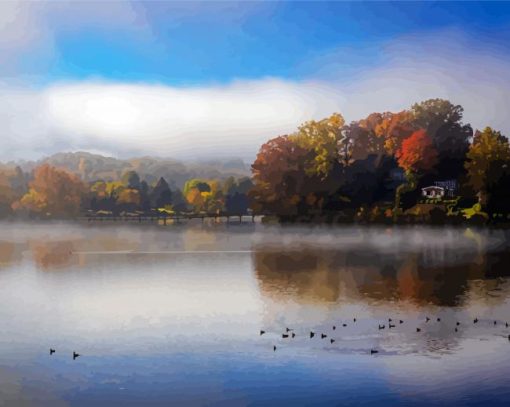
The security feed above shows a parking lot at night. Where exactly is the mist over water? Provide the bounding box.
[0,222,509,405]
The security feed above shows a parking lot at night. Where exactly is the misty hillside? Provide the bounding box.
[12,152,251,189]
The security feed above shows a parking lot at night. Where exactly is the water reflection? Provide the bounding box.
[30,241,75,270]
[253,241,510,308]
[0,223,509,405]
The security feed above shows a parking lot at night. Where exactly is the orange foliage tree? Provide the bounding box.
[374,111,415,155]
[250,135,311,216]
[0,167,25,216]
[13,164,86,217]
[346,112,387,161]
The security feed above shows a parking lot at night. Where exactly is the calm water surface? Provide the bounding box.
[0,222,510,406]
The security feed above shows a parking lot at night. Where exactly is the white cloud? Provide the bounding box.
[335,30,510,134]
[0,29,509,162]
[0,78,343,161]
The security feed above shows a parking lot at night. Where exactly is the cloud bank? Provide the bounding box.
[0,28,509,162]
[0,79,342,161]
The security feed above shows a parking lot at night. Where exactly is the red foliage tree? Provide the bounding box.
[396,129,438,174]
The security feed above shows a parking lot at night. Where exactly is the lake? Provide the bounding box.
[0,222,509,406]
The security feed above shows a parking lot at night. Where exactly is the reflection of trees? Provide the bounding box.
[182,228,220,252]
[483,249,510,278]
[0,236,146,271]
[252,250,345,302]
[253,244,510,307]
[30,241,76,270]
[0,228,184,270]
[0,241,23,268]
[0,239,77,270]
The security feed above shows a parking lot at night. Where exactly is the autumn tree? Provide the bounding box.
[14,164,86,217]
[203,180,223,213]
[411,99,463,136]
[292,113,347,176]
[394,130,438,211]
[396,129,438,175]
[252,112,379,218]
[0,166,26,217]
[345,118,385,162]
[185,188,205,212]
[183,179,223,213]
[465,127,510,206]
[89,180,123,212]
[117,188,141,212]
[250,135,311,216]
[183,179,211,196]
[374,111,415,155]
[0,174,16,217]
[411,99,472,179]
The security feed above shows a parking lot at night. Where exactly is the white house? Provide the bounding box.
[421,186,445,198]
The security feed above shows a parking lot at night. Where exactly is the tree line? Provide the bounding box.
[250,98,510,224]
[0,98,508,224]
[0,164,253,218]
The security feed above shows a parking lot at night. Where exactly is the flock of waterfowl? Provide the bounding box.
[45,317,510,359]
[49,349,80,360]
[261,316,510,354]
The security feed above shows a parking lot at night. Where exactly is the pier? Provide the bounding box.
[79,212,260,225]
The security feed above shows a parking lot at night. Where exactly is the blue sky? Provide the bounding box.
[14,1,510,85]
[1,1,510,160]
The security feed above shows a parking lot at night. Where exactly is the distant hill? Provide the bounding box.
[13,152,251,189]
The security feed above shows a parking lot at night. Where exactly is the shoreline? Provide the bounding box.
[0,216,507,230]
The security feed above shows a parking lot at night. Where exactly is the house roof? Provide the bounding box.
[422,186,444,191]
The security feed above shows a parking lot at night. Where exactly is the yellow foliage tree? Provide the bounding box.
[91,180,124,199]
[465,127,510,203]
[117,188,141,207]
[17,189,46,212]
[186,188,205,211]
[292,113,346,177]
[183,179,225,213]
